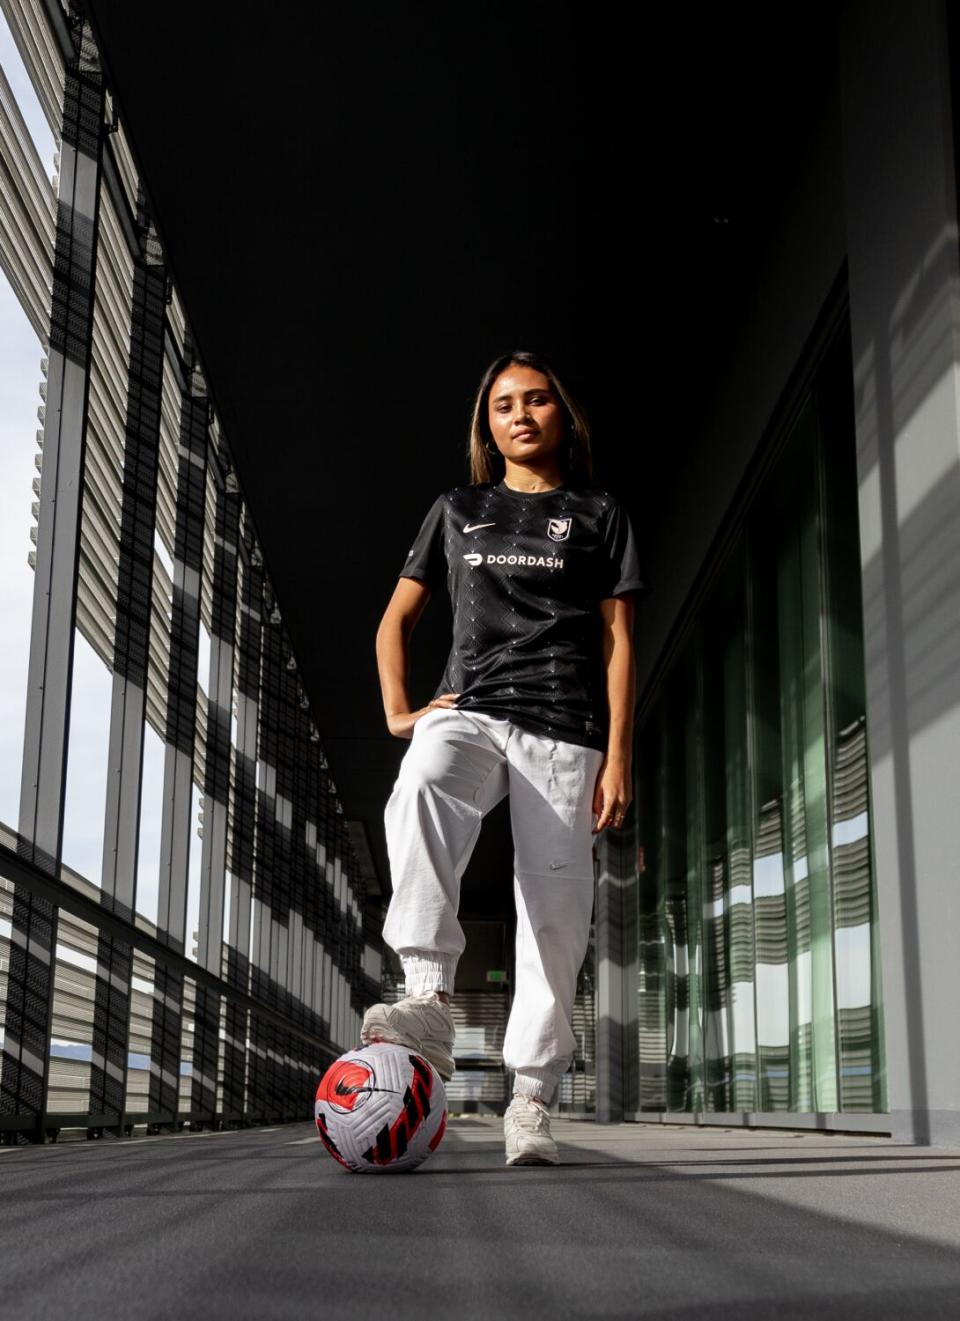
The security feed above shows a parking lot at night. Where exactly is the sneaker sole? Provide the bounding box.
[506,1151,560,1166]
[360,1010,456,1082]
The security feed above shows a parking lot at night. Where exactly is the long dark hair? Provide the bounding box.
[467,350,594,485]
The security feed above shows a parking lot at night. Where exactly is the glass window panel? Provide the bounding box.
[634,327,882,1118]
[135,720,165,927]
[776,407,839,1113]
[682,650,704,1112]
[660,656,702,1112]
[636,720,666,1110]
[748,500,791,1111]
[700,621,731,1112]
[720,551,757,1112]
[61,631,113,884]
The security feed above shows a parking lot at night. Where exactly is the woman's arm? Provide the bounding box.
[375,578,458,738]
[592,594,636,832]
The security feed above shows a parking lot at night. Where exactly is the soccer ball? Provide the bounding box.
[315,1042,448,1173]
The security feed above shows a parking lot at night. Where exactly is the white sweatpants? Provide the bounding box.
[381,706,606,1103]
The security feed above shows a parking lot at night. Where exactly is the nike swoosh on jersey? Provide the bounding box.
[463,522,495,532]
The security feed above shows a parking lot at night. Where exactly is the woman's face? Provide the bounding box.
[486,365,565,464]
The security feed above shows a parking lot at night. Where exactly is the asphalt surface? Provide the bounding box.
[2,1117,960,1319]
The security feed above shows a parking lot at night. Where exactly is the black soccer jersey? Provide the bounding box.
[398,477,647,752]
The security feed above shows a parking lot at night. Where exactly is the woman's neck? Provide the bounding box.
[501,462,565,493]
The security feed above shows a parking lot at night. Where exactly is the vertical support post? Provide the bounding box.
[253,609,281,1012]
[155,357,207,949]
[91,198,166,1130]
[226,525,261,993]
[190,983,219,1122]
[195,460,240,976]
[148,963,182,1126]
[101,210,166,918]
[189,450,239,1121]
[222,524,261,1121]
[149,348,207,1124]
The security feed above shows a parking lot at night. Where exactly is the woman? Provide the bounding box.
[362,350,646,1166]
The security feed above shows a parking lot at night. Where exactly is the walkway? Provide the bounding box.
[2,1118,959,1317]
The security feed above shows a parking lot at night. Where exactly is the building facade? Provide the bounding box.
[594,0,960,1146]
[0,0,379,1140]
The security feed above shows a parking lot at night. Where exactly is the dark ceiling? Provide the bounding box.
[83,0,839,912]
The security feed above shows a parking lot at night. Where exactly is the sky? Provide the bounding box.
[0,12,56,833]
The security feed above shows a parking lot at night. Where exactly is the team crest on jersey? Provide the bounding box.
[547,516,572,542]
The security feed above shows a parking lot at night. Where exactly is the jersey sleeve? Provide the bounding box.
[399,493,447,590]
[598,498,648,600]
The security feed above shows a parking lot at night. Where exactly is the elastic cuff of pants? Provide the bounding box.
[512,1068,560,1103]
[398,950,457,996]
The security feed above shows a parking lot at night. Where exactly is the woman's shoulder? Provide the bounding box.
[420,485,480,508]
[569,482,625,510]
[436,480,499,505]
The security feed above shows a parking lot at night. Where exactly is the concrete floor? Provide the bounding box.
[2,1117,959,1318]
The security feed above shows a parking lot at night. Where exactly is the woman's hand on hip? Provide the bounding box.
[592,754,632,833]
[387,692,460,740]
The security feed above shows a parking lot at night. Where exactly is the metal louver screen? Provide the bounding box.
[144,353,182,737]
[0,0,65,138]
[0,0,63,341]
[75,184,134,670]
[0,59,55,341]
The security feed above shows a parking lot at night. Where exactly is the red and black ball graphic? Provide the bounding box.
[316,1058,378,1115]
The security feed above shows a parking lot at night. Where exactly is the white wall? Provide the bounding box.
[841,0,960,1144]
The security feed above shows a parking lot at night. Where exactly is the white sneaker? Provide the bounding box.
[504,1095,560,1165]
[360,991,456,1081]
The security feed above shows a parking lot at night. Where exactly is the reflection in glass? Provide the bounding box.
[635,719,665,1109]
[819,344,886,1111]
[635,343,886,1116]
[720,563,757,1112]
[750,524,791,1110]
